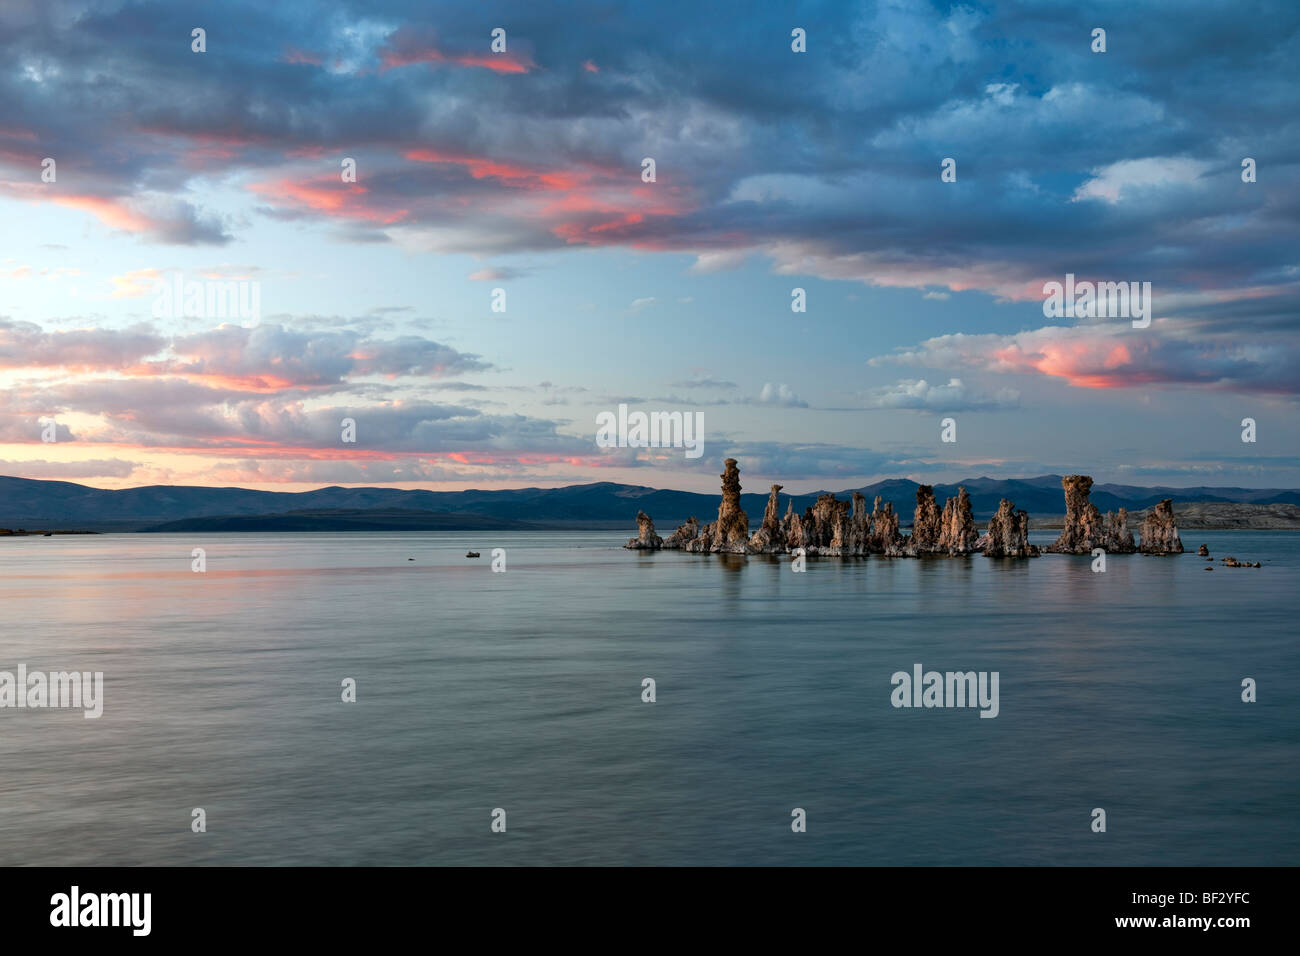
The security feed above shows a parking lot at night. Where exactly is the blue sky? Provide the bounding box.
[1,0,1297,493]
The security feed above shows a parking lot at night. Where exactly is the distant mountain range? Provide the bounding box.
[3,473,1299,532]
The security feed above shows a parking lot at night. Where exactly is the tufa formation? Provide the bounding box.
[627,461,1189,559]
[685,458,750,552]
[629,460,1037,557]
[1046,475,1136,554]
[936,486,979,555]
[1138,499,1184,554]
[625,510,663,550]
[978,499,1040,558]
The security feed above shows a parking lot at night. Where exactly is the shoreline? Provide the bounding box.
[3,522,1299,535]
[0,529,100,536]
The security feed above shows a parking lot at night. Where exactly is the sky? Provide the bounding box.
[1,0,1297,495]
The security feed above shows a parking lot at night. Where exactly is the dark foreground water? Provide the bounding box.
[1,530,1296,866]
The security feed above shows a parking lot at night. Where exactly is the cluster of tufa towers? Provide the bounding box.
[627,460,1182,558]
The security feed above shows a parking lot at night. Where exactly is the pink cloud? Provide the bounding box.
[877,324,1299,394]
[50,194,153,232]
[378,27,535,74]
[282,46,323,66]
[405,149,585,191]
[248,177,408,225]
[110,268,162,298]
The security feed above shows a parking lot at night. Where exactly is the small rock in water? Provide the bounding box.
[1197,544,1209,557]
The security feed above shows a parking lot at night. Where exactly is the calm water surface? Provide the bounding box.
[1,530,1296,865]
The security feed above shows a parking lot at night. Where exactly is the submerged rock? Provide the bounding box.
[1139,499,1183,554]
[624,510,663,550]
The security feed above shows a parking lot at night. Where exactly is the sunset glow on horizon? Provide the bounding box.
[2,1,1297,494]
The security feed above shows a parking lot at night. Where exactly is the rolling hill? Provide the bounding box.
[3,473,1298,532]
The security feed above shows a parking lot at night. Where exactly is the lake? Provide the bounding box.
[1,530,1296,865]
